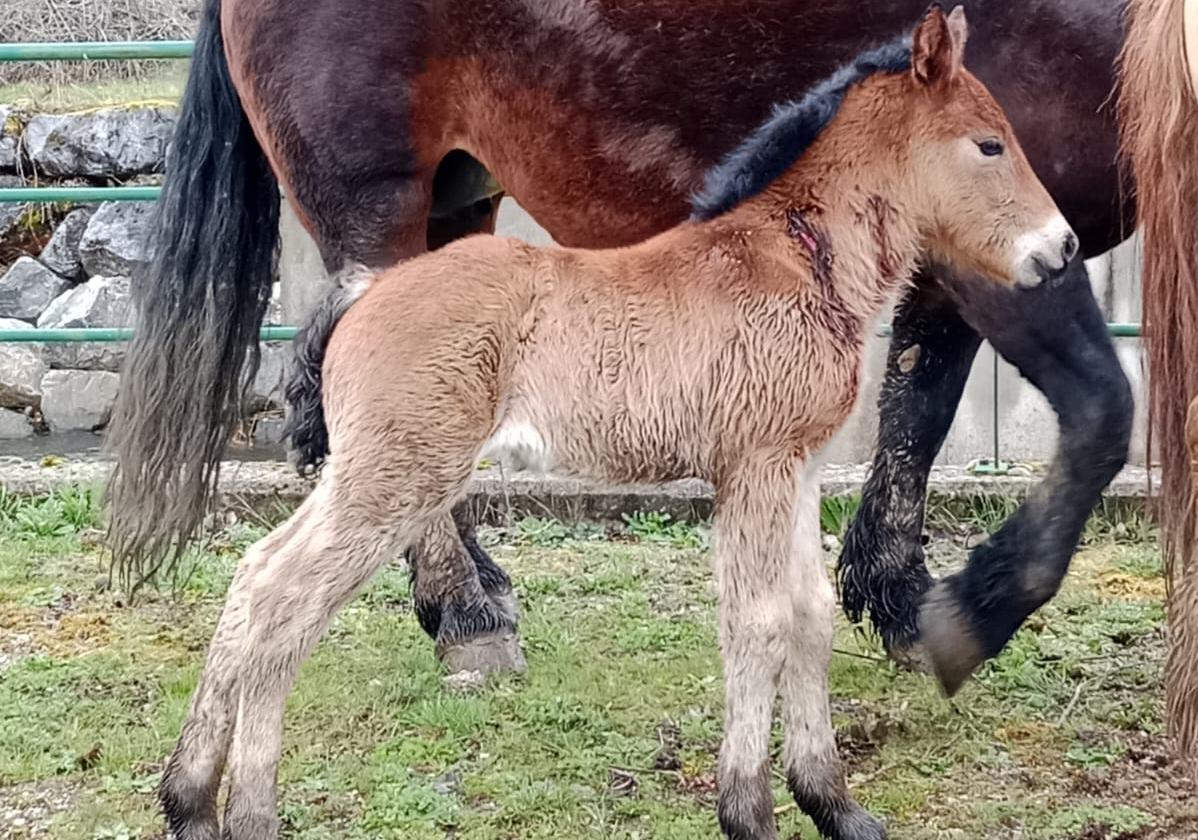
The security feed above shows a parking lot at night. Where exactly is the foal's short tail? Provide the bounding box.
[1118,0,1198,761]
[106,0,280,588]
[284,266,374,473]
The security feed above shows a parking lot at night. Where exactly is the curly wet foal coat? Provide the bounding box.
[160,10,1076,839]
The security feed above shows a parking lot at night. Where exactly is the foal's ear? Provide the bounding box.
[912,4,969,89]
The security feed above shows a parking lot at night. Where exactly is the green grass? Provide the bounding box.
[0,68,186,113]
[0,499,1187,839]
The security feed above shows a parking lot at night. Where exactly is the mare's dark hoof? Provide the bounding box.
[919,581,984,696]
[882,637,932,675]
[438,630,527,676]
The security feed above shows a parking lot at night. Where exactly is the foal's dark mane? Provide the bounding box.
[690,38,912,221]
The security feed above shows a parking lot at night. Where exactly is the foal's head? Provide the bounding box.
[895,6,1076,287]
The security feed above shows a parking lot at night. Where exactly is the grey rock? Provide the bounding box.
[40,370,120,431]
[24,108,177,179]
[0,319,45,409]
[0,175,29,242]
[78,202,154,277]
[38,276,134,372]
[252,416,287,447]
[0,408,32,439]
[19,115,63,166]
[39,209,94,280]
[0,257,72,321]
[253,343,290,409]
[0,106,23,171]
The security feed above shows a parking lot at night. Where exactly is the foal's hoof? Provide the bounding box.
[833,806,888,840]
[919,582,985,697]
[438,630,527,677]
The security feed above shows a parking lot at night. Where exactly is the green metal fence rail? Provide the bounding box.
[0,38,1147,472]
[0,327,298,342]
[0,186,161,203]
[0,41,193,61]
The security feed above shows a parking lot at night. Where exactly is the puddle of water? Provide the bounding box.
[0,431,288,463]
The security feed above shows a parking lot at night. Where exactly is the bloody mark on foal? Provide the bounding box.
[787,206,858,346]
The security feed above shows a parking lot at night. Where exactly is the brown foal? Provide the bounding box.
[160,8,1076,840]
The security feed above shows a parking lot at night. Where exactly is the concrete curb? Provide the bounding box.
[0,455,1158,524]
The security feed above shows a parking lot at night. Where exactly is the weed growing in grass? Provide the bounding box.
[0,485,102,539]
[621,511,708,549]
[819,495,861,537]
[514,516,585,547]
[1082,498,1158,545]
[926,493,1021,535]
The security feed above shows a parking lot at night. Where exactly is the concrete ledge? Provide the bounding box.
[0,455,1158,524]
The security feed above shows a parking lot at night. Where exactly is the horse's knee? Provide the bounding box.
[1067,367,1133,480]
[792,572,835,648]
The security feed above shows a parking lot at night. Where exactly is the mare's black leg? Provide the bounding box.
[920,258,1132,694]
[838,272,983,665]
[408,509,526,675]
[409,191,527,672]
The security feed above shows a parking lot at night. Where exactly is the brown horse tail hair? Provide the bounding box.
[283,265,374,476]
[105,0,280,590]
[1119,0,1198,762]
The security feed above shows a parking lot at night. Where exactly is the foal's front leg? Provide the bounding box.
[715,458,880,840]
[783,473,885,840]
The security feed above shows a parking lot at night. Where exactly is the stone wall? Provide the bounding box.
[0,102,1151,467]
[0,104,286,442]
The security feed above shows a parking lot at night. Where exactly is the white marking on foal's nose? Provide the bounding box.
[1013,214,1075,289]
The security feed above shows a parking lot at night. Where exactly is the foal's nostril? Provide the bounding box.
[1061,232,1079,264]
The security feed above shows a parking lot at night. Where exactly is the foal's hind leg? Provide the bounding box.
[220,479,441,838]
[159,513,309,840]
[408,508,525,674]
[782,470,884,840]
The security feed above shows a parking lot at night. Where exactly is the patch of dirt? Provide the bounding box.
[0,588,113,667]
[0,780,81,838]
[1072,734,1195,803]
[1092,570,1167,602]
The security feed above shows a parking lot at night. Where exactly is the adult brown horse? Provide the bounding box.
[107,0,1133,694]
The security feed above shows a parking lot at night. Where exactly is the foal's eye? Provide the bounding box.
[976,139,1005,157]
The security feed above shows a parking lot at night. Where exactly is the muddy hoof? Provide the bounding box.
[836,807,888,840]
[919,582,984,697]
[438,630,527,676]
[882,637,932,674]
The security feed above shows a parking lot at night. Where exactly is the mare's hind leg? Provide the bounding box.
[782,471,884,840]
[919,258,1131,694]
[408,507,525,674]
[838,273,982,666]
